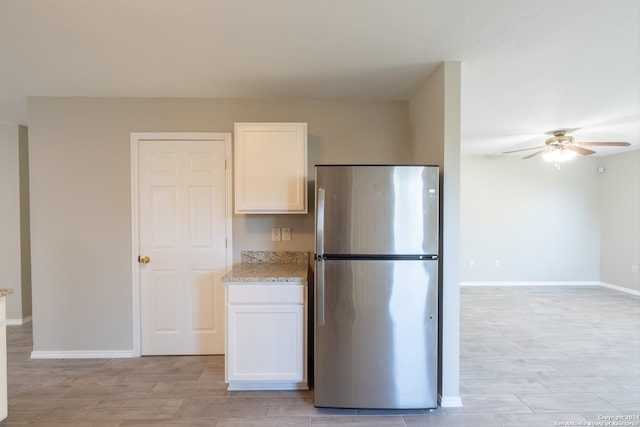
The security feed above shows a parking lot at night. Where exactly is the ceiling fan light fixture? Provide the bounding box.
[502,128,631,162]
[542,147,577,163]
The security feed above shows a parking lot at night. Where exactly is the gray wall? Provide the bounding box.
[599,151,640,292]
[27,97,411,352]
[18,125,32,319]
[460,152,640,290]
[0,124,32,322]
[410,62,462,406]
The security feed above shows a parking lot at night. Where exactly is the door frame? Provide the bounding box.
[130,132,233,357]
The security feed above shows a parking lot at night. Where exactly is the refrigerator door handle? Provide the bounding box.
[317,258,325,326]
[316,187,325,256]
[316,187,326,326]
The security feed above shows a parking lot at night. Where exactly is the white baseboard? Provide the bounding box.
[31,350,135,359]
[461,281,639,296]
[461,281,600,287]
[6,315,32,326]
[600,282,640,296]
[439,395,463,408]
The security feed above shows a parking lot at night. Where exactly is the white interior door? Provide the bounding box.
[136,135,231,355]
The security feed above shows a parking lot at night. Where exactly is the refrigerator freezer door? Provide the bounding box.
[315,165,439,256]
[314,259,438,409]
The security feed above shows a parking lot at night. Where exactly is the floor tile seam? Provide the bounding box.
[593,390,640,411]
[401,412,503,421]
[512,390,541,414]
[513,390,621,413]
[441,407,535,416]
[464,376,556,394]
[483,367,563,379]
[11,413,186,424]
[307,409,358,417]
[615,379,640,393]
[56,387,159,400]
[92,396,186,407]
[443,392,535,415]
[354,409,433,416]
[494,412,592,426]
[308,413,411,422]
[212,414,314,422]
[119,377,204,383]
[543,385,632,394]
[79,405,190,423]
[141,381,163,398]
[492,412,534,427]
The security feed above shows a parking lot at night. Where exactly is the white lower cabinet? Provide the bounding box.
[225,284,307,390]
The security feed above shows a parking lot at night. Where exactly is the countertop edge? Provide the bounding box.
[222,263,309,285]
[223,279,307,285]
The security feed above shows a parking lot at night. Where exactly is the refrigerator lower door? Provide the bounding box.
[314,259,438,409]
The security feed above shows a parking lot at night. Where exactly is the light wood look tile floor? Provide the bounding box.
[2,286,639,426]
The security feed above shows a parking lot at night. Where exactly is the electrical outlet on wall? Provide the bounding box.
[282,227,291,241]
[271,228,281,241]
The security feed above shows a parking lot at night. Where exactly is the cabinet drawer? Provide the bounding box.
[227,284,305,304]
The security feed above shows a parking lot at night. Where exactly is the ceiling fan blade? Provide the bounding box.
[569,145,596,156]
[523,148,548,159]
[576,142,631,147]
[502,145,546,154]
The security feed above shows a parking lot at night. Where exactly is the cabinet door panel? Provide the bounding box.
[234,123,307,214]
[227,305,304,381]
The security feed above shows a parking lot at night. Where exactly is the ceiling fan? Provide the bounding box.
[502,129,631,165]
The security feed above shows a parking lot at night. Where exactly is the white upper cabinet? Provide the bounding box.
[234,123,308,214]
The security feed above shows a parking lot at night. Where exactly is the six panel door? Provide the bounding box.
[138,139,228,355]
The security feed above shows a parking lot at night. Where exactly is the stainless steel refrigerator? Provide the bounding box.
[314,165,439,409]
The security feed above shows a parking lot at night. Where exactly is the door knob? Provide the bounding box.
[138,255,151,264]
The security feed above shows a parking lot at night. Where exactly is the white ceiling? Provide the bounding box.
[1,0,638,156]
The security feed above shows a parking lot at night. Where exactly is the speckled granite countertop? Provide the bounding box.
[0,289,13,297]
[222,251,309,284]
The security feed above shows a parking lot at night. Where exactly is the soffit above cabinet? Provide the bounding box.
[234,123,308,214]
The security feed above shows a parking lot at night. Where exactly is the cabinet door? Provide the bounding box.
[227,305,304,382]
[234,123,307,214]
